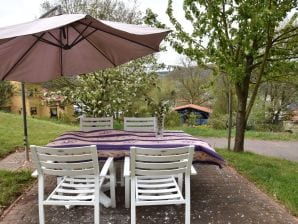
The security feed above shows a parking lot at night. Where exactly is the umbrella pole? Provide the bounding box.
[19,6,63,161]
[21,82,29,161]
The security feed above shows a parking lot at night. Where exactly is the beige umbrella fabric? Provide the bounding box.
[0,14,170,82]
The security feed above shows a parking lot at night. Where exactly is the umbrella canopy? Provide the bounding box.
[0,14,170,82]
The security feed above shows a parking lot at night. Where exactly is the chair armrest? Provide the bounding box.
[31,169,38,178]
[100,157,114,177]
[191,165,197,175]
[123,156,130,177]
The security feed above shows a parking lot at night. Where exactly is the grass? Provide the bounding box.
[177,126,298,141]
[217,149,298,216]
[0,112,78,158]
[0,170,35,215]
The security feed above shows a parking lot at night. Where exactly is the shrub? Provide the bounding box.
[253,122,284,132]
[165,111,181,128]
[208,114,228,129]
[187,113,197,126]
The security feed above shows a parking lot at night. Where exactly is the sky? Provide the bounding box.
[0,0,189,66]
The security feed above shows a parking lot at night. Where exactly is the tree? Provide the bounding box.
[169,60,214,106]
[259,75,298,124]
[62,57,159,117]
[42,0,142,23]
[0,81,13,108]
[145,0,298,152]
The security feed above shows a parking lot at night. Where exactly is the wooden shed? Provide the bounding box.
[174,104,212,125]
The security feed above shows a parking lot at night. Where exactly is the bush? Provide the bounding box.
[113,119,123,129]
[253,122,284,132]
[208,114,228,129]
[165,111,181,128]
[187,113,197,126]
[58,111,75,123]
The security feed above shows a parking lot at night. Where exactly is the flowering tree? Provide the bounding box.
[61,57,160,117]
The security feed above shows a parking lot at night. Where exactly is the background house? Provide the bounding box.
[3,82,74,120]
[174,104,212,125]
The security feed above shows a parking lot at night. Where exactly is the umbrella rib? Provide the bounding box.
[59,27,63,75]
[70,21,93,46]
[47,31,63,46]
[2,33,46,80]
[77,21,160,52]
[32,34,62,48]
[71,25,116,67]
[70,29,97,48]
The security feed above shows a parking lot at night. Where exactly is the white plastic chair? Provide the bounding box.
[31,145,116,224]
[124,117,157,132]
[80,117,113,131]
[124,145,194,224]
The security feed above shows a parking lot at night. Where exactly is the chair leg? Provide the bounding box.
[39,204,45,224]
[131,178,136,224]
[131,204,136,224]
[185,176,191,224]
[125,176,130,208]
[94,203,100,224]
[38,175,45,224]
[110,165,116,208]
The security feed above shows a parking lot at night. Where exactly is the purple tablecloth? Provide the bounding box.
[47,129,225,167]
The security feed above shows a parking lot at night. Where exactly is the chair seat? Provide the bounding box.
[45,176,102,206]
[135,176,185,206]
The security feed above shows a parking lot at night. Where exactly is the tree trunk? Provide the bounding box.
[234,97,247,152]
[234,56,252,152]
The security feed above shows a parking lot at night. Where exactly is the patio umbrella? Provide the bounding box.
[0,14,170,159]
[0,14,170,82]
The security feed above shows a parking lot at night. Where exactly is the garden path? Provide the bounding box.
[199,137,298,162]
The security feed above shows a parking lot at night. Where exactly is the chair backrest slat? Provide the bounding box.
[43,168,96,177]
[124,117,156,132]
[80,117,113,131]
[31,145,99,177]
[36,147,93,155]
[135,154,189,162]
[40,161,94,169]
[134,147,190,155]
[130,146,194,177]
[135,161,188,169]
[38,153,94,162]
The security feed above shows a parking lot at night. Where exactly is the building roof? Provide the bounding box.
[174,104,212,114]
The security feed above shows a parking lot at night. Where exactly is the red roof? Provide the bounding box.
[174,104,212,113]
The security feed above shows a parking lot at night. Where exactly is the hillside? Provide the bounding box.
[0,112,78,158]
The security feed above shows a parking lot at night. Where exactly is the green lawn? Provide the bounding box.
[217,149,298,216]
[178,126,298,141]
[0,112,78,158]
[0,170,34,215]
